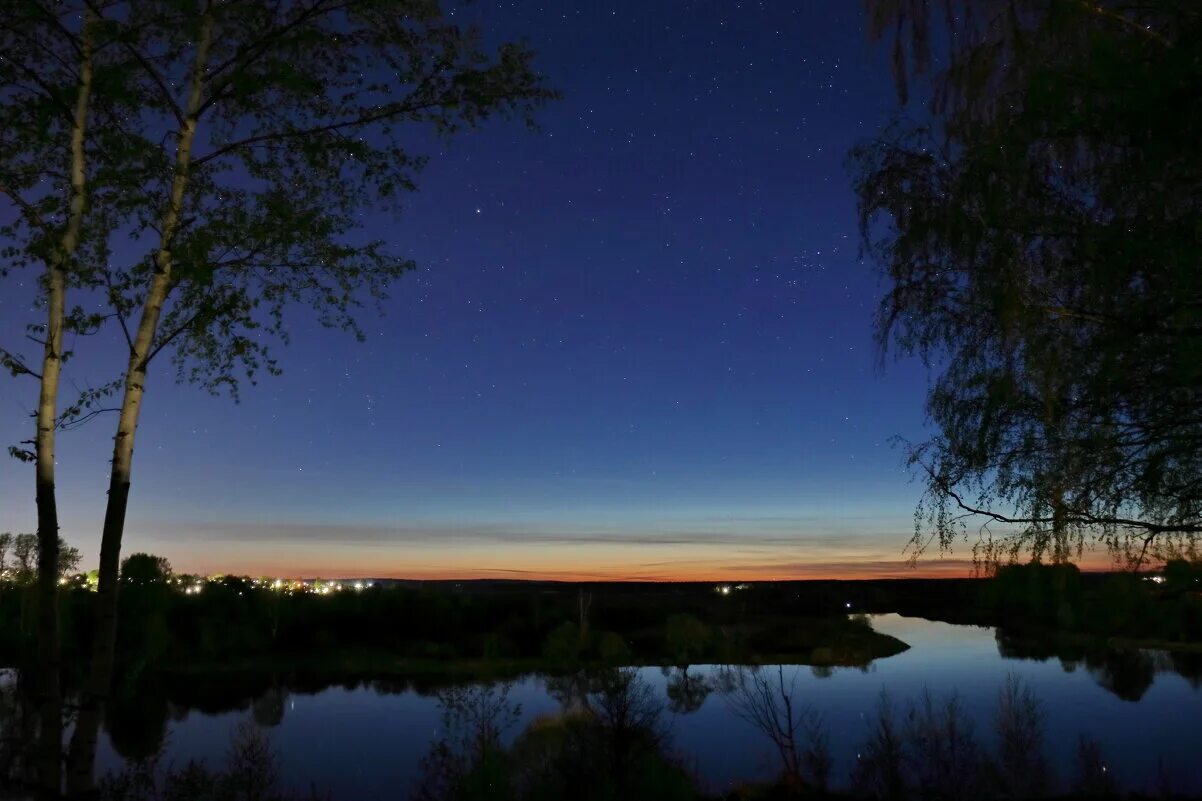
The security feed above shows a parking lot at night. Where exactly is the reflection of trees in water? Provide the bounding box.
[1082,651,1156,703]
[55,659,1199,798]
[104,684,170,762]
[0,670,37,790]
[526,668,691,799]
[543,668,615,713]
[417,669,693,801]
[102,676,294,762]
[663,666,713,715]
[369,677,415,695]
[849,677,1107,800]
[97,720,292,801]
[993,628,1198,702]
[251,686,289,728]
[719,665,831,791]
[993,674,1051,798]
[1166,651,1202,689]
[413,683,521,801]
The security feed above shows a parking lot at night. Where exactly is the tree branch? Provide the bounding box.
[0,348,43,381]
[83,0,186,127]
[57,407,119,431]
[190,97,448,168]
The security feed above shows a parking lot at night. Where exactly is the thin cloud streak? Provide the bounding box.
[134,516,991,581]
[145,518,912,549]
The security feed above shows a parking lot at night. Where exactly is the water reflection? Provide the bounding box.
[663,666,713,715]
[994,627,1202,701]
[90,617,1202,797]
[413,669,694,801]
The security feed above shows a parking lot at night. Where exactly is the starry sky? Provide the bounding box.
[0,2,976,581]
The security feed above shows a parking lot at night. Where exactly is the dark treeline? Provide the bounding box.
[0,572,904,684]
[4,561,1199,686]
[847,562,1202,645]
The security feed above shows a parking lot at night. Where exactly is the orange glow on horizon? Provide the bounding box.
[132,519,1126,583]
[176,551,1121,583]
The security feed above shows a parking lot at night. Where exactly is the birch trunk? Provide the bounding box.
[65,11,214,794]
[34,11,95,796]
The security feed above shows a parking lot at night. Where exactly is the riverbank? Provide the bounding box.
[158,628,910,681]
[90,617,1202,800]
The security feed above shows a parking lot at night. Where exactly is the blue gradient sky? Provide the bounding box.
[0,2,959,579]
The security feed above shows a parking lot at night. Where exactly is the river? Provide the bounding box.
[95,614,1202,797]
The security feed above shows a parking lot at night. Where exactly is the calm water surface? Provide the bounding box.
[97,615,1202,797]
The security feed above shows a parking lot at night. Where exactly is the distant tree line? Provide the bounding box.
[0,533,79,581]
[0,560,897,682]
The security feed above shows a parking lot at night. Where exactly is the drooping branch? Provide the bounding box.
[922,460,1202,537]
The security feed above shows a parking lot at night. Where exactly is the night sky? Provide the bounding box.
[1,2,963,581]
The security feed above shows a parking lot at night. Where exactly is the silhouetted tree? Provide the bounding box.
[0,533,78,583]
[663,667,712,715]
[97,718,289,801]
[855,0,1202,567]
[1085,649,1156,702]
[905,690,983,800]
[1,5,149,786]
[1163,558,1202,594]
[851,691,908,800]
[991,674,1050,798]
[585,669,668,791]
[120,553,173,586]
[104,686,169,763]
[12,535,36,578]
[720,665,831,791]
[49,3,555,793]
[0,533,12,576]
[414,683,520,801]
[57,540,81,578]
[664,614,711,666]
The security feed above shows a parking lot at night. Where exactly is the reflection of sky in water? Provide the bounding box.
[96,615,1202,797]
[679,615,1201,794]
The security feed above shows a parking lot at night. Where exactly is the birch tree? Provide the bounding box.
[52,1,554,793]
[0,3,145,792]
[854,0,1202,567]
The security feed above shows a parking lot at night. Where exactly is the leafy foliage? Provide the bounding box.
[3,0,558,445]
[120,553,173,586]
[0,533,79,580]
[853,0,1202,566]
